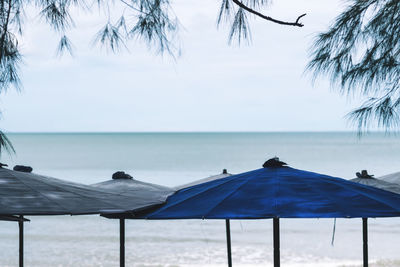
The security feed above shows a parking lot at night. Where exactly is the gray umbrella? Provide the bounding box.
[379,171,400,184]
[1,165,164,267]
[351,170,400,194]
[1,166,164,215]
[92,171,174,267]
[174,169,234,266]
[174,169,232,190]
[103,169,233,267]
[92,171,174,199]
[350,170,400,267]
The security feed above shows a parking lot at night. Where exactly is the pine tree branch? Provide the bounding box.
[231,0,306,27]
[0,0,13,61]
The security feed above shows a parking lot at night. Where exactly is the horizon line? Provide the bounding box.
[4,130,394,134]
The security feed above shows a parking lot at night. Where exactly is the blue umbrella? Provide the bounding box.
[139,158,400,267]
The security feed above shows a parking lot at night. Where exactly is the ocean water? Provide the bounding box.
[1,132,400,267]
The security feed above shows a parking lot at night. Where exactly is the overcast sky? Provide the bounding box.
[0,0,358,132]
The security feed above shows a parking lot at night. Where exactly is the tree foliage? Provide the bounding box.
[0,0,307,154]
[0,130,14,155]
[0,0,307,92]
[308,0,400,132]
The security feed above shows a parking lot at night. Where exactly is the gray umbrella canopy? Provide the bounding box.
[379,171,400,184]
[350,169,400,267]
[91,171,174,201]
[351,170,400,194]
[174,169,232,191]
[0,167,164,216]
[92,171,175,267]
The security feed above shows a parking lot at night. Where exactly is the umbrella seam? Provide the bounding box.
[350,178,400,194]
[286,168,400,216]
[22,174,147,212]
[7,170,71,214]
[29,172,140,199]
[302,177,354,217]
[8,169,155,214]
[174,173,232,191]
[202,174,258,218]
[379,172,400,183]
[324,178,400,214]
[92,180,174,201]
[287,168,400,217]
[93,180,172,193]
[147,171,258,218]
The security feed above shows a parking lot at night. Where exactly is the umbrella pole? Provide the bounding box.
[273,218,280,267]
[19,215,24,267]
[363,218,368,267]
[120,218,125,267]
[225,219,232,267]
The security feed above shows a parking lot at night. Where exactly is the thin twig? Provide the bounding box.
[232,0,306,27]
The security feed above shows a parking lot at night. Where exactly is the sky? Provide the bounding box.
[0,0,359,132]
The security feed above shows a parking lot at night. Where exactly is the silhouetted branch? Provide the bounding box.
[0,130,15,155]
[231,0,306,27]
[307,0,400,132]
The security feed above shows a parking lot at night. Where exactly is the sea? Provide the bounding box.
[1,132,400,267]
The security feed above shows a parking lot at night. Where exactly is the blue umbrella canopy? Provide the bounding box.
[143,160,400,219]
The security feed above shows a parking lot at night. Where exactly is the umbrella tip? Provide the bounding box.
[222,169,228,174]
[112,171,133,180]
[0,163,8,168]
[356,170,374,179]
[263,157,287,168]
[13,165,33,173]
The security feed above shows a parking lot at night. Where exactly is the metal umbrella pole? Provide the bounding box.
[18,215,24,267]
[225,219,232,267]
[363,218,368,267]
[120,218,125,267]
[273,218,280,267]
[0,215,30,267]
